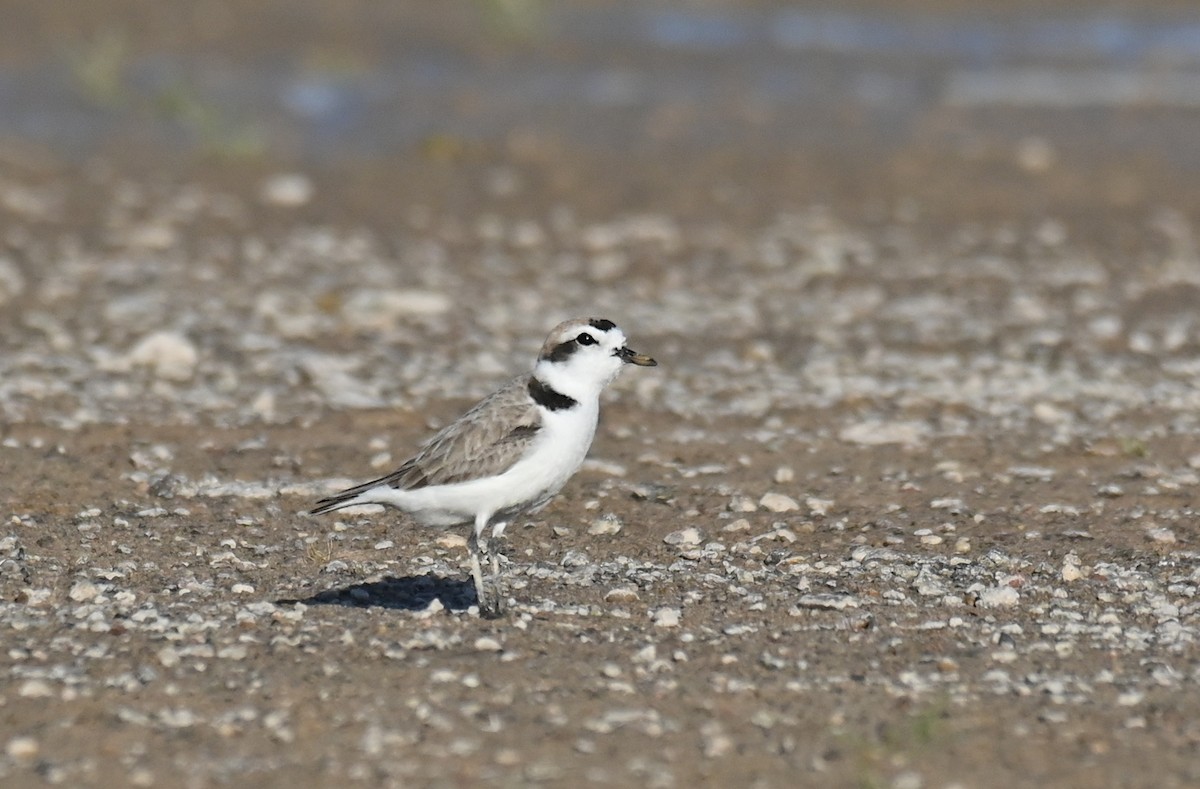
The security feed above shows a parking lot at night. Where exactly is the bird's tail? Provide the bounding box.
[310,479,384,515]
[309,491,363,515]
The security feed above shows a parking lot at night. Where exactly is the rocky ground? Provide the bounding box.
[3,2,1200,788]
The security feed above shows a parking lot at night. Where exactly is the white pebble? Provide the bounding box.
[605,585,640,603]
[978,586,1020,608]
[5,736,39,761]
[838,420,928,446]
[805,496,833,516]
[587,514,623,536]
[1146,526,1176,544]
[664,527,702,546]
[474,636,503,652]
[68,580,101,602]
[17,679,53,698]
[729,496,758,513]
[773,466,795,484]
[437,534,468,549]
[653,607,681,628]
[260,173,314,207]
[759,492,800,513]
[126,331,199,381]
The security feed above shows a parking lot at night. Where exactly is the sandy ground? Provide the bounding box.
[3,2,1200,788]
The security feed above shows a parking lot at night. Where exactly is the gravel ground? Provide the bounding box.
[3,2,1200,787]
[2,150,1199,788]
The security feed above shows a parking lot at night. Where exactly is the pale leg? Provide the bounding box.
[488,522,509,613]
[471,512,503,618]
[467,528,488,614]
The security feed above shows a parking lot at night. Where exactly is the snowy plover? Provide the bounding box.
[311,318,657,616]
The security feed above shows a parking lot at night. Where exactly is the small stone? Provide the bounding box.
[631,645,657,664]
[701,723,733,758]
[474,636,503,652]
[587,514,623,536]
[1032,402,1068,424]
[729,496,758,513]
[17,679,53,698]
[1146,526,1176,544]
[977,586,1020,608]
[260,173,314,207]
[5,736,39,762]
[437,534,468,549]
[494,748,521,767]
[759,493,800,513]
[126,331,199,381]
[69,580,101,602]
[605,586,640,603]
[1061,562,1083,582]
[796,594,860,611]
[560,549,591,568]
[892,771,924,789]
[805,497,833,516]
[839,420,928,446]
[722,518,751,533]
[157,646,181,668]
[664,527,702,546]
[773,466,795,484]
[652,607,681,628]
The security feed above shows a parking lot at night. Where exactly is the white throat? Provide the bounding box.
[532,357,619,404]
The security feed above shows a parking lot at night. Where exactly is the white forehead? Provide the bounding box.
[551,318,623,343]
[539,317,626,360]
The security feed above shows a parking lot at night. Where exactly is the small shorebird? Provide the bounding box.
[311,318,657,616]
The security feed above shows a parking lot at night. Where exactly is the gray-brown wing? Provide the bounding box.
[313,377,540,513]
[402,377,543,487]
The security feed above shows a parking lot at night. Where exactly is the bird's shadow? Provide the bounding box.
[276,573,476,612]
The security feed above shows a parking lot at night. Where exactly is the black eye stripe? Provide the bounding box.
[541,340,577,363]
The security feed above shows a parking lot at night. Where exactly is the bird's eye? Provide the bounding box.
[576,333,597,346]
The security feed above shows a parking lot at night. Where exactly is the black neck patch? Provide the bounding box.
[589,318,616,332]
[528,378,578,411]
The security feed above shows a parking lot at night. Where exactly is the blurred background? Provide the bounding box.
[5,0,1200,216]
[3,0,1200,427]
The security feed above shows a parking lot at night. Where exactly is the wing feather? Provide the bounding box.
[311,376,541,514]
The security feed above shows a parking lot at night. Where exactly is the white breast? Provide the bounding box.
[377,399,599,527]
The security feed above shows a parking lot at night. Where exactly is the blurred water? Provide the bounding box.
[3,4,1199,162]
